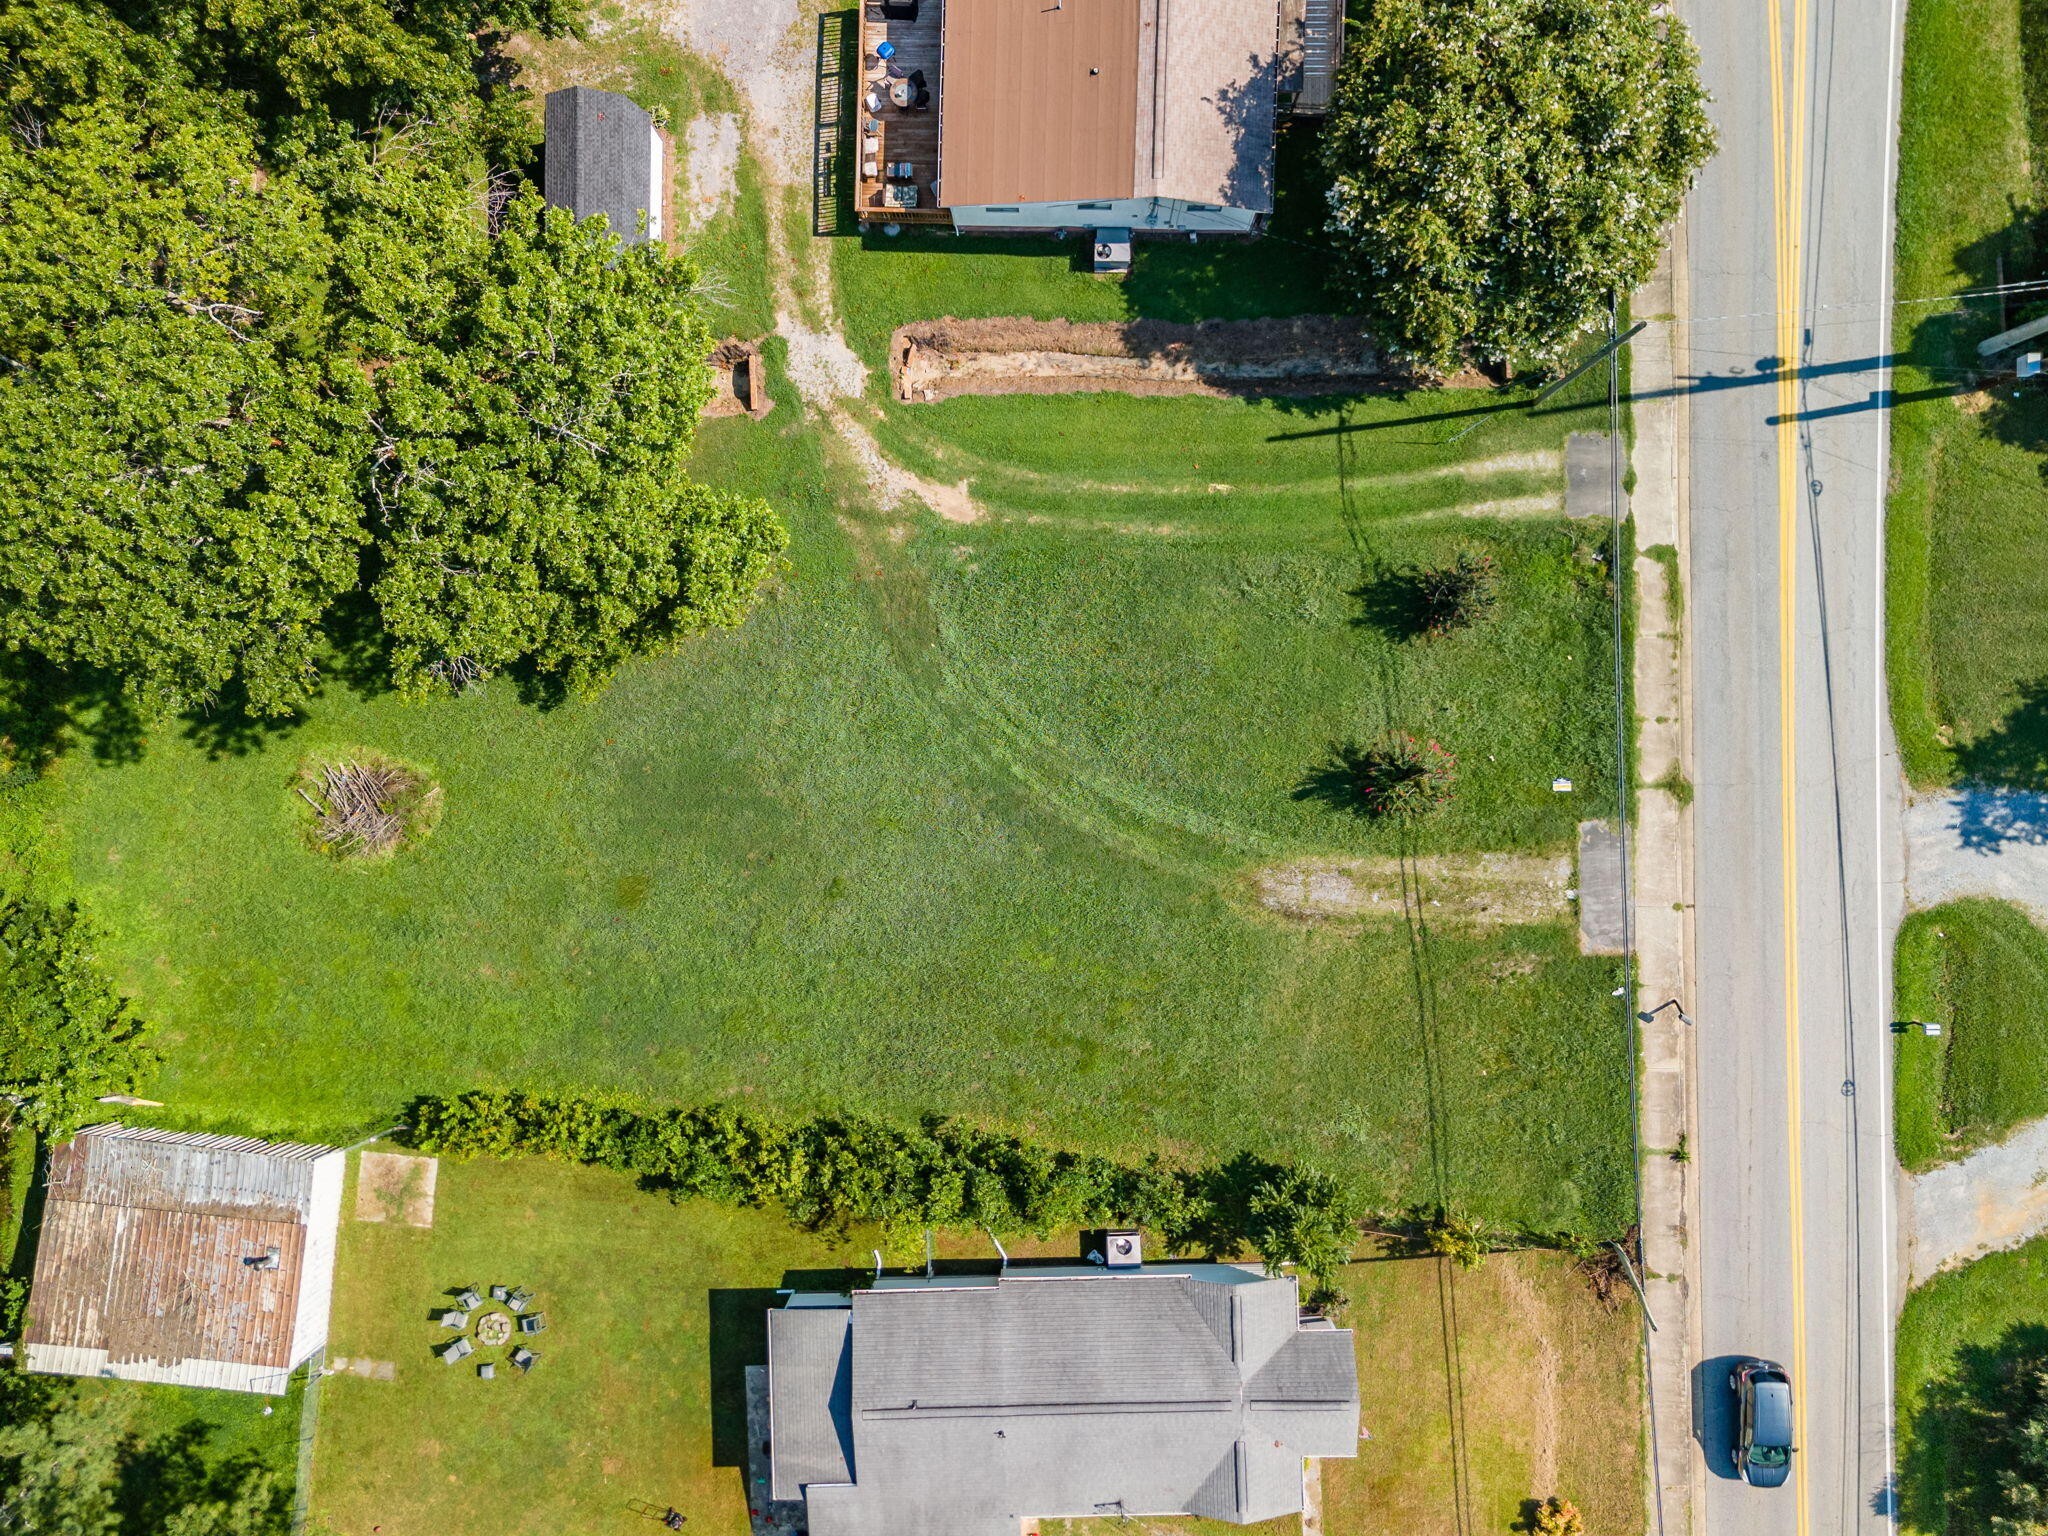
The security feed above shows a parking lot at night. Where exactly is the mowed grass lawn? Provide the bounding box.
[310,1153,866,1536]
[1887,0,2048,786]
[1893,899,2048,1170]
[40,385,1632,1231]
[37,106,1634,1233]
[1897,1235,2048,1534]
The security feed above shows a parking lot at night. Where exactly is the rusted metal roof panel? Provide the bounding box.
[25,1126,342,1385]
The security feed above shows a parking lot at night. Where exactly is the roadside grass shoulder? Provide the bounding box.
[1320,1251,1643,1536]
[1887,0,2048,787]
[1897,1235,2048,1535]
[1891,898,2048,1171]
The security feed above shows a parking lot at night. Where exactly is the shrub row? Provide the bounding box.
[406,1092,1361,1281]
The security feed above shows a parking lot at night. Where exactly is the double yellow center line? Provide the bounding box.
[1764,0,1813,1526]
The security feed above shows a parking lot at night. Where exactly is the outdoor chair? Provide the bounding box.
[443,1336,474,1364]
[477,1362,496,1380]
[438,1311,465,1329]
[519,1313,547,1335]
[457,1289,482,1311]
[507,1290,533,1314]
[880,0,919,18]
[511,1348,538,1373]
[490,1285,509,1302]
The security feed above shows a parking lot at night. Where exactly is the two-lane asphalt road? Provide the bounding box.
[1682,0,1905,1531]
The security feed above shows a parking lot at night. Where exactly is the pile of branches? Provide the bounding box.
[297,759,421,856]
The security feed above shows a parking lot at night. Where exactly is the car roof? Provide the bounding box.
[1752,1379,1794,1445]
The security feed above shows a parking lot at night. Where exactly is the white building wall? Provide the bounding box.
[647,123,665,243]
[26,1344,291,1396]
[289,1149,346,1368]
[947,196,1259,235]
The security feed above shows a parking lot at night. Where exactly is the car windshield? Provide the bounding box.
[1749,1445,1790,1469]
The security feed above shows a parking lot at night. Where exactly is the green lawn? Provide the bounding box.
[1887,0,2048,787]
[310,1151,866,1536]
[1321,1251,1642,1536]
[39,381,1633,1231]
[831,120,1340,373]
[1892,898,2048,1171]
[1897,1236,2048,1535]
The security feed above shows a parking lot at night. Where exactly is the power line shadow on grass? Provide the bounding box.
[1321,403,1478,1536]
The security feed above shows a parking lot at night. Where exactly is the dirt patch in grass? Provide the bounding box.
[892,315,1494,402]
[356,1151,439,1227]
[1250,853,1572,927]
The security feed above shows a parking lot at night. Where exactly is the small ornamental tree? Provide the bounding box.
[1530,1497,1587,1536]
[1415,552,1500,637]
[1322,0,1715,369]
[1350,733,1457,819]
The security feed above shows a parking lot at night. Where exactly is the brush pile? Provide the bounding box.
[296,756,434,857]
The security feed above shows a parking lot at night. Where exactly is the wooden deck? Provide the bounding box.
[855,0,949,223]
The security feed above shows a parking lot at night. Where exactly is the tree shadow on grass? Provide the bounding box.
[1900,1320,2048,1535]
[1350,571,1433,642]
[0,653,144,770]
[1955,679,2048,791]
[1292,743,1374,818]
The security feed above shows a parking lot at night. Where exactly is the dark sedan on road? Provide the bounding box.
[1731,1358,1795,1487]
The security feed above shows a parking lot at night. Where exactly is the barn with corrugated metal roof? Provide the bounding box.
[23,1124,345,1395]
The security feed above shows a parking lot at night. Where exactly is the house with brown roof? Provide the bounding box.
[23,1125,345,1395]
[855,0,1311,239]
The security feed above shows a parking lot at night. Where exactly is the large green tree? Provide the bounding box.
[355,189,787,697]
[1322,0,1715,369]
[0,0,783,717]
[0,92,365,716]
[0,889,154,1134]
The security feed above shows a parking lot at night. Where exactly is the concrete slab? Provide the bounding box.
[1577,819,1629,954]
[1565,431,1626,519]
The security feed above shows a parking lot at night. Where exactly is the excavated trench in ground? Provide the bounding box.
[892,315,1496,401]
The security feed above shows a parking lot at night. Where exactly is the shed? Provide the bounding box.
[23,1125,346,1395]
[543,86,666,246]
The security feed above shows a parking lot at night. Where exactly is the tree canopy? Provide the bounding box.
[1321,0,1715,370]
[0,0,785,717]
[0,889,154,1134]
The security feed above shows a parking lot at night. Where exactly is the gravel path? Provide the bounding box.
[1902,787,2048,918]
[1904,1116,2048,1285]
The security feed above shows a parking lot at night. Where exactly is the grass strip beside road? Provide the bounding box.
[1886,0,2048,787]
[1892,898,2048,1172]
[1897,1235,2048,1535]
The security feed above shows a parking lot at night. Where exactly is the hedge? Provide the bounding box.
[406,1092,1361,1281]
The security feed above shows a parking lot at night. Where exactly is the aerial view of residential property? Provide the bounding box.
[7,0,2048,1531]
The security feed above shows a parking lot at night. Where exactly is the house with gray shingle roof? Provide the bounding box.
[543,86,665,246]
[767,1261,1359,1534]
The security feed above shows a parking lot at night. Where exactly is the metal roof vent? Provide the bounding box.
[1104,1229,1142,1267]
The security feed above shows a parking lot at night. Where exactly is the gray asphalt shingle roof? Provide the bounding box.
[542,86,659,245]
[768,1265,1358,1535]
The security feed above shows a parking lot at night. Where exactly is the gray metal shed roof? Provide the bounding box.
[768,1265,1358,1535]
[543,86,658,245]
